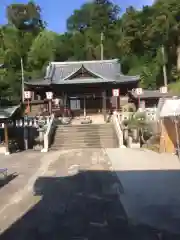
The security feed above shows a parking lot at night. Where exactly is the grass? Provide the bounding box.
[168,81,180,94]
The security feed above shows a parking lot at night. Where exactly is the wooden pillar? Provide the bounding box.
[49,100,52,114]
[63,92,67,107]
[37,94,41,101]
[116,96,120,111]
[31,91,35,101]
[83,96,86,118]
[4,122,9,155]
[102,90,107,121]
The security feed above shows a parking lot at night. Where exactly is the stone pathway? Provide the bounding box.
[0,149,179,239]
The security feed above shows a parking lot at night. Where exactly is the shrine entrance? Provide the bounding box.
[68,94,103,117]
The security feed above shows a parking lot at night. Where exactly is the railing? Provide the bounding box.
[41,114,55,152]
[112,111,124,147]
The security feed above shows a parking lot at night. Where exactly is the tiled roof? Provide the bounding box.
[25,59,140,86]
[50,59,121,83]
[24,79,51,86]
[129,90,174,99]
[0,105,20,119]
[116,74,139,83]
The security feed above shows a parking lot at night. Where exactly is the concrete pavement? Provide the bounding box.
[0,149,128,240]
[0,148,180,239]
[106,148,180,234]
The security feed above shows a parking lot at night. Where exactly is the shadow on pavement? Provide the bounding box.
[0,170,180,240]
[0,173,18,189]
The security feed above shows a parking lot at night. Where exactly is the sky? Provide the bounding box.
[0,0,154,33]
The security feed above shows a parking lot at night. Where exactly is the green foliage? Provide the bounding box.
[1,0,180,98]
[123,112,147,129]
[7,1,45,31]
[168,81,180,94]
[28,30,59,69]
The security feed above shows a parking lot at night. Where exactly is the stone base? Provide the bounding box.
[61,117,71,125]
[0,146,6,154]
[0,146,10,155]
[81,118,92,124]
[41,148,48,153]
[5,151,10,155]
[33,145,43,151]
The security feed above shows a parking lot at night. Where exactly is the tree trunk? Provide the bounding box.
[177,45,180,72]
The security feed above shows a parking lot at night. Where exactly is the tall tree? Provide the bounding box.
[28,30,59,70]
[67,0,120,33]
[6,1,45,33]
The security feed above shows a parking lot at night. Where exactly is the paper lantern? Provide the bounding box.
[160,86,167,93]
[24,91,31,99]
[112,89,120,97]
[135,88,143,95]
[46,91,53,100]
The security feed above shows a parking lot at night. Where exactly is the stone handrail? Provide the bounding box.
[112,112,124,147]
[41,114,55,152]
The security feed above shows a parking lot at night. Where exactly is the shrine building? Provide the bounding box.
[24,59,140,118]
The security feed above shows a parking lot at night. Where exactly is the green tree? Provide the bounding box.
[28,30,59,70]
[7,1,45,32]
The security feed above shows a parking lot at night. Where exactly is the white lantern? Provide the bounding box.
[135,88,143,95]
[46,91,53,100]
[24,91,31,99]
[160,86,168,93]
[112,89,120,97]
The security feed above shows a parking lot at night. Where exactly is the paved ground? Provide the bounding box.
[0,149,179,239]
[106,148,180,234]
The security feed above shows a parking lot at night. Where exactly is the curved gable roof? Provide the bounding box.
[50,59,120,84]
[25,59,140,86]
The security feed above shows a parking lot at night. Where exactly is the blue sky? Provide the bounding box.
[0,0,154,33]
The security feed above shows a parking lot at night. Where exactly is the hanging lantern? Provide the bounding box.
[24,91,32,99]
[46,91,53,100]
[160,86,167,93]
[135,88,143,95]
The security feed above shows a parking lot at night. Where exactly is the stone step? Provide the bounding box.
[52,122,118,149]
[54,138,117,143]
[56,129,115,133]
[56,124,114,130]
[57,123,112,127]
[51,142,117,150]
[56,126,114,131]
[54,140,117,145]
[56,129,115,132]
[51,146,101,150]
[55,133,117,138]
[52,138,118,145]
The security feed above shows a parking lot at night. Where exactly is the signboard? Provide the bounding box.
[46,91,53,100]
[160,86,168,93]
[112,89,119,97]
[24,91,31,99]
[70,99,80,110]
[135,88,143,95]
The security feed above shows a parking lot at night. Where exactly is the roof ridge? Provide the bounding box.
[50,59,118,65]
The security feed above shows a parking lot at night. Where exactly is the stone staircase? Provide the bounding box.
[51,123,118,150]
